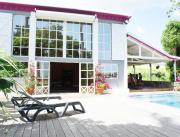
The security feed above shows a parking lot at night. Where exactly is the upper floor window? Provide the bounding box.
[36,19,63,57]
[98,23,111,60]
[12,15,30,56]
[66,22,92,58]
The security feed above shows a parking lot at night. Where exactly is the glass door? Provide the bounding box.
[34,61,50,95]
[79,63,95,94]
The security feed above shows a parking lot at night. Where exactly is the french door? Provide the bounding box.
[32,61,50,95]
[79,63,95,94]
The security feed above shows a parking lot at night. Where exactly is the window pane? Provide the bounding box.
[42,49,48,56]
[57,40,63,49]
[43,30,49,38]
[67,32,73,40]
[67,22,73,32]
[13,15,23,28]
[73,50,79,58]
[21,48,28,56]
[42,20,49,29]
[22,28,29,37]
[88,64,93,70]
[81,79,87,86]
[81,71,87,78]
[80,23,86,33]
[87,51,92,58]
[81,64,87,70]
[36,48,41,56]
[36,30,42,38]
[21,38,29,47]
[80,51,86,58]
[57,31,63,39]
[42,39,48,48]
[86,24,92,33]
[57,50,63,57]
[50,31,56,39]
[36,19,43,29]
[13,28,21,37]
[73,23,80,32]
[66,50,72,57]
[36,39,41,47]
[57,22,63,31]
[49,49,56,57]
[50,21,57,30]
[67,41,72,49]
[13,37,21,47]
[88,71,93,78]
[22,17,29,28]
[49,40,56,48]
[80,42,85,50]
[88,79,93,86]
[13,47,20,55]
[73,41,79,49]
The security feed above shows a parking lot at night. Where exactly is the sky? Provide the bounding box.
[1,0,179,50]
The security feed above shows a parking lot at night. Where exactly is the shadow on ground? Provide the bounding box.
[0,113,180,137]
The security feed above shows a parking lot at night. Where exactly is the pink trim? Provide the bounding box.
[0,2,130,22]
[127,34,177,60]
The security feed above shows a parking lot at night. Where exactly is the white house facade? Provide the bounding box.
[0,2,130,95]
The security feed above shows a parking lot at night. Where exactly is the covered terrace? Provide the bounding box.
[127,34,180,91]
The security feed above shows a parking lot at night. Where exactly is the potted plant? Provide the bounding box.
[95,65,110,94]
[24,63,36,95]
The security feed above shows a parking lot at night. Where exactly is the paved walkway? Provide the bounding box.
[1,94,180,137]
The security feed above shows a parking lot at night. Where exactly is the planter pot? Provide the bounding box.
[96,88,104,94]
[26,87,34,95]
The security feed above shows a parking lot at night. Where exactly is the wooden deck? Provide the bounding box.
[1,115,180,137]
[1,94,180,137]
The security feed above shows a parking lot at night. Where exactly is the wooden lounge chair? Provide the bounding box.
[11,90,85,122]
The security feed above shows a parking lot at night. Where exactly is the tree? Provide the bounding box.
[161,20,180,55]
[161,20,180,81]
[167,0,180,17]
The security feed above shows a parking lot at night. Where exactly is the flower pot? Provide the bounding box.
[26,87,34,95]
[96,88,104,94]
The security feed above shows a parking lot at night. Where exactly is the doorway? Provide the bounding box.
[50,63,79,93]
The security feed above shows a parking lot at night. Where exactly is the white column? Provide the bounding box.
[149,64,152,81]
[92,16,98,94]
[93,16,98,65]
[174,60,177,82]
[63,22,66,58]
[123,25,128,94]
[28,12,36,61]
[133,65,136,74]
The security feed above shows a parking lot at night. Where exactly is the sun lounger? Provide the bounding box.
[11,90,85,122]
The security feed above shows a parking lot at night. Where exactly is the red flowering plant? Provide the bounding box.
[95,65,110,90]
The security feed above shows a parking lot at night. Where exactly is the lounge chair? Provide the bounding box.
[11,90,85,122]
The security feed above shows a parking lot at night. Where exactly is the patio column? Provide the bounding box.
[149,64,152,81]
[29,11,36,61]
[133,65,136,74]
[174,60,177,82]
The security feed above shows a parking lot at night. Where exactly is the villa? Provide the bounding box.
[0,2,179,95]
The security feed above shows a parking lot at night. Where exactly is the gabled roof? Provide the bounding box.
[127,34,180,61]
[0,2,130,22]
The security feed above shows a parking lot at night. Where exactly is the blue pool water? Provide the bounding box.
[130,93,180,109]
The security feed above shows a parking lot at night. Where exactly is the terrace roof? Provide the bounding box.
[127,34,180,65]
[0,2,130,22]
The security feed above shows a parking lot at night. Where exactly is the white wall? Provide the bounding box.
[0,12,13,56]
[112,23,127,60]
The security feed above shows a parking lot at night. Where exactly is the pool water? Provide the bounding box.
[130,93,180,109]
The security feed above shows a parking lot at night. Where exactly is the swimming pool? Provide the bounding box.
[130,93,180,109]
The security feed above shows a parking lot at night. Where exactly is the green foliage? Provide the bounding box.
[167,0,180,17]
[128,64,170,81]
[161,20,180,55]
